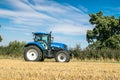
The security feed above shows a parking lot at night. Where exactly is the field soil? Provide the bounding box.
[0,59,120,80]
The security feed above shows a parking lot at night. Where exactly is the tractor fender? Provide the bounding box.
[25,42,44,51]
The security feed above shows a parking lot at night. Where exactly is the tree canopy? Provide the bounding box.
[87,11,120,49]
[0,25,2,42]
[0,35,2,42]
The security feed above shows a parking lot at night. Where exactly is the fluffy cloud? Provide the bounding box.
[0,0,91,34]
[50,24,91,36]
[0,0,92,48]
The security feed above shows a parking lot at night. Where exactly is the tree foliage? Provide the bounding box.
[69,44,120,61]
[87,11,120,49]
[0,25,2,42]
[69,44,81,59]
[0,35,2,42]
[0,40,25,58]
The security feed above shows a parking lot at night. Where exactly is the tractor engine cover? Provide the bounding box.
[51,42,68,50]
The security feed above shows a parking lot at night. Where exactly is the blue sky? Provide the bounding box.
[0,0,120,49]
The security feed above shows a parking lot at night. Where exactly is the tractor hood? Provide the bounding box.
[51,42,68,50]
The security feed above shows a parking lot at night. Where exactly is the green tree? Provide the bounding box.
[0,35,2,42]
[0,25,2,42]
[87,11,120,49]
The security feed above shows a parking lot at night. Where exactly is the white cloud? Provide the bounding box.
[78,5,88,12]
[0,9,55,20]
[0,0,91,35]
[0,0,92,48]
[49,24,91,36]
[33,4,66,13]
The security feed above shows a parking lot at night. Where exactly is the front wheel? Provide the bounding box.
[24,46,44,61]
[55,51,70,62]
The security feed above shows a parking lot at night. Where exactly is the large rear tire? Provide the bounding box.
[24,46,44,61]
[55,50,70,62]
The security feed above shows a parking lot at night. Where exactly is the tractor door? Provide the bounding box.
[34,34,49,50]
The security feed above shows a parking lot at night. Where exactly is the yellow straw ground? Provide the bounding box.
[0,59,120,80]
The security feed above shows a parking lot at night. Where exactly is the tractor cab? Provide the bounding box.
[33,32,51,50]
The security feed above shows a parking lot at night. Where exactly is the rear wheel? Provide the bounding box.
[55,50,70,62]
[24,46,44,61]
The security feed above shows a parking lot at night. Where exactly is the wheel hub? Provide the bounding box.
[26,49,38,61]
[58,53,66,62]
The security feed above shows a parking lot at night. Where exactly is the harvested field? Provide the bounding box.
[0,59,120,80]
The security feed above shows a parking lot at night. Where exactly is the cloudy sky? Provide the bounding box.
[0,0,120,48]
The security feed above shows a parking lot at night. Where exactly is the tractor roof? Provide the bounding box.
[33,32,49,35]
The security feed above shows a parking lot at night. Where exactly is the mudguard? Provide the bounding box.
[25,42,45,50]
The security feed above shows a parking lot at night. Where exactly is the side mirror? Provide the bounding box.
[50,31,52,34]
[32,32,34,34]
[51,37,54,42]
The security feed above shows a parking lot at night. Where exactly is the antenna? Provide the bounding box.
[50,31,52,34]
[32,32,34,34]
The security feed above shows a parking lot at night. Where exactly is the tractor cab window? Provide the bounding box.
[34,35,41,42]
[34,34,48,43]
[34,34,49,50]
[42,35,48,44]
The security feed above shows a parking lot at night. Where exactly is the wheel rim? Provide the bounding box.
[26,49,38,61]
[58,53,67,62]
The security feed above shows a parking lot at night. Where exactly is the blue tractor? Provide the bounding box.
[24,32,71,62]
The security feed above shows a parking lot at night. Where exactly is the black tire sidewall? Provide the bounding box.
[24,46,43,61]
[55,50,70,62]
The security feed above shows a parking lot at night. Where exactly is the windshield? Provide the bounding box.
[33,34,49,49]
[34,34,48,43]
[42,35,48,43]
